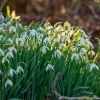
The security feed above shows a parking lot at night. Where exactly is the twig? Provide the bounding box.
[88,5,100,20]
[52,72,100,100]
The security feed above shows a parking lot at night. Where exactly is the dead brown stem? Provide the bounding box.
[52,72,100,100]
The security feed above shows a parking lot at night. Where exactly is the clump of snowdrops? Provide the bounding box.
[0,11,100,100]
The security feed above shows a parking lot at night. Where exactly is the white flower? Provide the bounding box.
[5,79,13,88]
[0,48,4,56]
[59,43,66,50]
[88,50,95,56]
[54,49,62,59]
[7,38,13,44]
[43,37,51,45]
[67,23,71,28]
[30,29,37,36]
[60,34,65,41]
[6,51,14,59]
[90,63,99,71]
[68,30,74,37]
[82,33,88,38]
[71,53,79,61]
[77,29,85,34]
[36,33,43,40]
[53,38,60,43]
[9,26,16,32]
[21,32,27,40]
[64,21,71,28]
[0,35,3,40]
[16,38,24,46]
[0,14,4,20]
[16,66,24,73]
[85,39,93,49]
[80,48,87,54]
[40,46,49,54]
[65,35,70,43]
[8,47,17,53]
[8,68,16,77]
[2,56,9,63]
[80,37,85,44]
[56,25,64,31]
[38,27,44,31]
[15,23,22,28]
[46,64,54,71]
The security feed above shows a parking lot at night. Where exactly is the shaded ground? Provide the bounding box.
[1,0,100,47]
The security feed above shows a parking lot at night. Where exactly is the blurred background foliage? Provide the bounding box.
[0,0,100,45]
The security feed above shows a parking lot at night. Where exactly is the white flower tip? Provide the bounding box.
[46,64,54,71]
[5,79,13,88]
[90,63,99,71]
[16,66,24,73]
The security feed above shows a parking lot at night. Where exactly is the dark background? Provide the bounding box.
[0,0,100,47]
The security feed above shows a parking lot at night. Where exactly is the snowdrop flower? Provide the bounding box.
[82,33,88,38]
[43,37,51,45]
[47,25,53,30]
[80,37,85,44]
[30,29,37,36]
[0,48,4,56]
[59,43,66,50]
[90,63,99,71]
[54,49,62,59]
[36,34,43,40]
[88,50,95,56]
[9,26,16,32]
[77,29,85,34]
[71,53,79,61]
[38,27,44,31]
[8,68,16,77]
[2,56,9,63]
[80,48,87,54]
[72,47,78,52]
[57,34,61,40]
[68,30,74,37]
[46,64,54,71]
[40,46,49,54]
[16,38,24,46]
[6,51,14,59]
[85,39,93,49]
[0,14,4,20]
[64,21,71,28]
[8,47,17,53]
[21,32,29,40]
[7,38,13,44]
[67,23,71,28]
[65,35,70,43]
[15,23,22,28]
[53,38,60,44]
[5,79,13,88]
[16,66,24,73]
[56,25,64,31]
[0,35,3,40]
